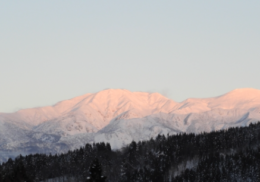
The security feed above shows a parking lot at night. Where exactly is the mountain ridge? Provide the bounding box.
[0,88,260,162]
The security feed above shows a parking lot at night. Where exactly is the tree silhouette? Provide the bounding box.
[86,158,106,182]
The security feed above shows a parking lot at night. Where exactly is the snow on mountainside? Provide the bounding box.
[32,89,178,136]
[1,88,260,162]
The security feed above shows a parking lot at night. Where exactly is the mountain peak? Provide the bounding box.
[93,89,132,98]
[206,88,260,110]
[220,88,260,99]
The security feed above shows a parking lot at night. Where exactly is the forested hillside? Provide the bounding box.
[1,122,260,182]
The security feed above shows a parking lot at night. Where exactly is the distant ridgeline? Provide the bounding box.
[1,122,260,182]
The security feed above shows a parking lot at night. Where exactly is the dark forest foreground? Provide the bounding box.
[1,122,260,182]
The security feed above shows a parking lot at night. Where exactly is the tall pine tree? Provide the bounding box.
[86,158,106,182]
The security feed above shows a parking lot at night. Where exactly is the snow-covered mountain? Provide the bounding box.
[1,88,260,162]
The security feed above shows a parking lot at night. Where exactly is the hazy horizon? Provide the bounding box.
[1,1,260,112]
[1,87,259,114]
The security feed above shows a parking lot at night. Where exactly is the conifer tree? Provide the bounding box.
[86,158,106,182]
[14,161,33,182]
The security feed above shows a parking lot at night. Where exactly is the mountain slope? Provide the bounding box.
[0,88,260,161]
[32,89,178,136]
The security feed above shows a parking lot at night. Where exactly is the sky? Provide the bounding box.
[0,1,260,113]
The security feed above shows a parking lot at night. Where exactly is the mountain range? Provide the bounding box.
[1,88,260,162]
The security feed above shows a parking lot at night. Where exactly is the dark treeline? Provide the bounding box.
[1,122,260,182]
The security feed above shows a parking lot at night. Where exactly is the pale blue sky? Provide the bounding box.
[1,1,260,113]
